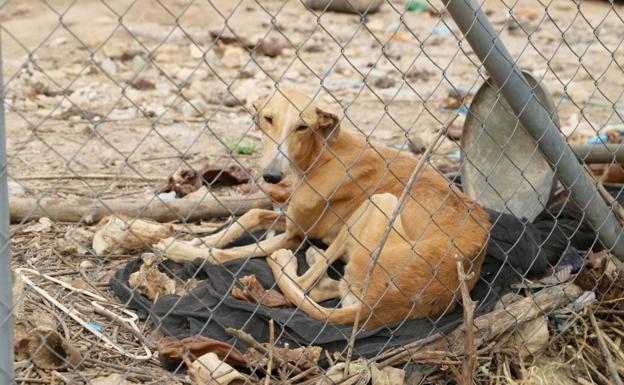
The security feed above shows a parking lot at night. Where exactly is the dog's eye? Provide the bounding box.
[296,124,308,132]
[264,115,273,124]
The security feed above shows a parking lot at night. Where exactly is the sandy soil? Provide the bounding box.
[3,0,624,202]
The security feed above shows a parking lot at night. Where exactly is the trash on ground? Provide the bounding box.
[225,138,257,155]
[189,352,247,385]
[231,274,289,308]
[575,251,624,305]
[93,216,175,255]
[304,0,384,14]
[14,325,82,371]
[160,163,251,198]
[244,344,322,371]
[59,227,95,255]
[128,253,176,301]
[156,335,247,369]
[91,374,135,385]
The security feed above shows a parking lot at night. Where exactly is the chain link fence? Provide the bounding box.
[2,0,624,383]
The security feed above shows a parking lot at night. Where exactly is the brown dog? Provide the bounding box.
[156,90,490,329]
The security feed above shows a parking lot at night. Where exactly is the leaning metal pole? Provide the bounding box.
[0,35,14,384]
[444,0,624,258]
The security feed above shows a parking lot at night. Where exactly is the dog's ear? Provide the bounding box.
[252,95,269,112]
[315,107,340,140]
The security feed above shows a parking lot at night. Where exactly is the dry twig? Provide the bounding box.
[456,256,477,385]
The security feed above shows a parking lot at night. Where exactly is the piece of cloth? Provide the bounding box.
[109,186,623,361]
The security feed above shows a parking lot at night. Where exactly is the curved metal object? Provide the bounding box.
[461,72,558,221]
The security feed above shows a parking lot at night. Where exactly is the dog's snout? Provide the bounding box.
[262,172,284,184]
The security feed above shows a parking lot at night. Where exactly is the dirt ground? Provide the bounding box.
[3,0,624,201]
[3,0,624,383]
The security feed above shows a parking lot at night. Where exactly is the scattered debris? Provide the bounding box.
[92,216,174,255]
[245,344,322,371]
[494,293,549,357]
[131,77,156,90]
[160,164,251,198]
[224,138,256,155]
[575,251,624,305]
[408,135,426,155]
[128,253,176,301]
[23,217,54,233]
[91,374,135,385]
[189,352,247,385]
[304,0,384,13]
[98,58,117,74]
[231,274,289,307]
[14,325,82,371]
[59,227,95,255]
[156,335,247,369]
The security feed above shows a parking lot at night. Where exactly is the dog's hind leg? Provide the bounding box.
[297,193,408,291]
[268,249,361,325]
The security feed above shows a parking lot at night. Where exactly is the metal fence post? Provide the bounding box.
[444,0,624,259]
[0,35,15,384]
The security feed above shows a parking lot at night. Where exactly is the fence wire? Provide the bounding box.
[2,0,624,384]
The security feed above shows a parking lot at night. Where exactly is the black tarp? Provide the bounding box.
[110,190,601,360]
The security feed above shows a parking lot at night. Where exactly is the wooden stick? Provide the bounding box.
[14,174,163,182]
[589,311,624,385]
[9,194,272,224]
[456,256,476,385]
[225,328,304,375]
[265,319,274,385]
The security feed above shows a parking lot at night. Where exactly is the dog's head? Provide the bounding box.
[252,90,340,184]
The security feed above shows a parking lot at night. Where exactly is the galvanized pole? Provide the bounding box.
[0,34,15,384]
[444,0,624,258]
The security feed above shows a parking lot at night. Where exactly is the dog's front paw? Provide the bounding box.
[269,249,294,266]
[154,237,198,263]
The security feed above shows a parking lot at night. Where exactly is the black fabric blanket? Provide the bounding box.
[110,185,613,360]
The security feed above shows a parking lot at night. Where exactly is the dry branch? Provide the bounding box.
[9,194,272,224]
[589,311,624,385]
[378,283,583,367]
[456,257,476,385]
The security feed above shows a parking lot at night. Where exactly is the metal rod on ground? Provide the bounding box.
[571,144,624,164]
[444,0,624,258]
[0,36,15,383]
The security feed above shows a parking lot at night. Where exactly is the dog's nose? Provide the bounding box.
[262,173,283,184]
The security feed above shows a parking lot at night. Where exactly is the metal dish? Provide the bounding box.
[460,71,558,221]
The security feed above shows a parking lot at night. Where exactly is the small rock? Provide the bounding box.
[254,39,283,58]
[131,55,147,73]
[221,46,248,68]
[79,260,94,270]
[181,98,208,117]
[408,136,426,154]
[108,108,137,120]
[131,78,156,90]
[189,44,203,59]
[99,58,117,75]
[224,93,244,107]
[304,43,324,53]
[369,74,395,89]
[8,180,26,196]
[445,124,463,141]
[47,37,67,48]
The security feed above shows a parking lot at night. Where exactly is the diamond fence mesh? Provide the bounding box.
[2,0,624,384]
